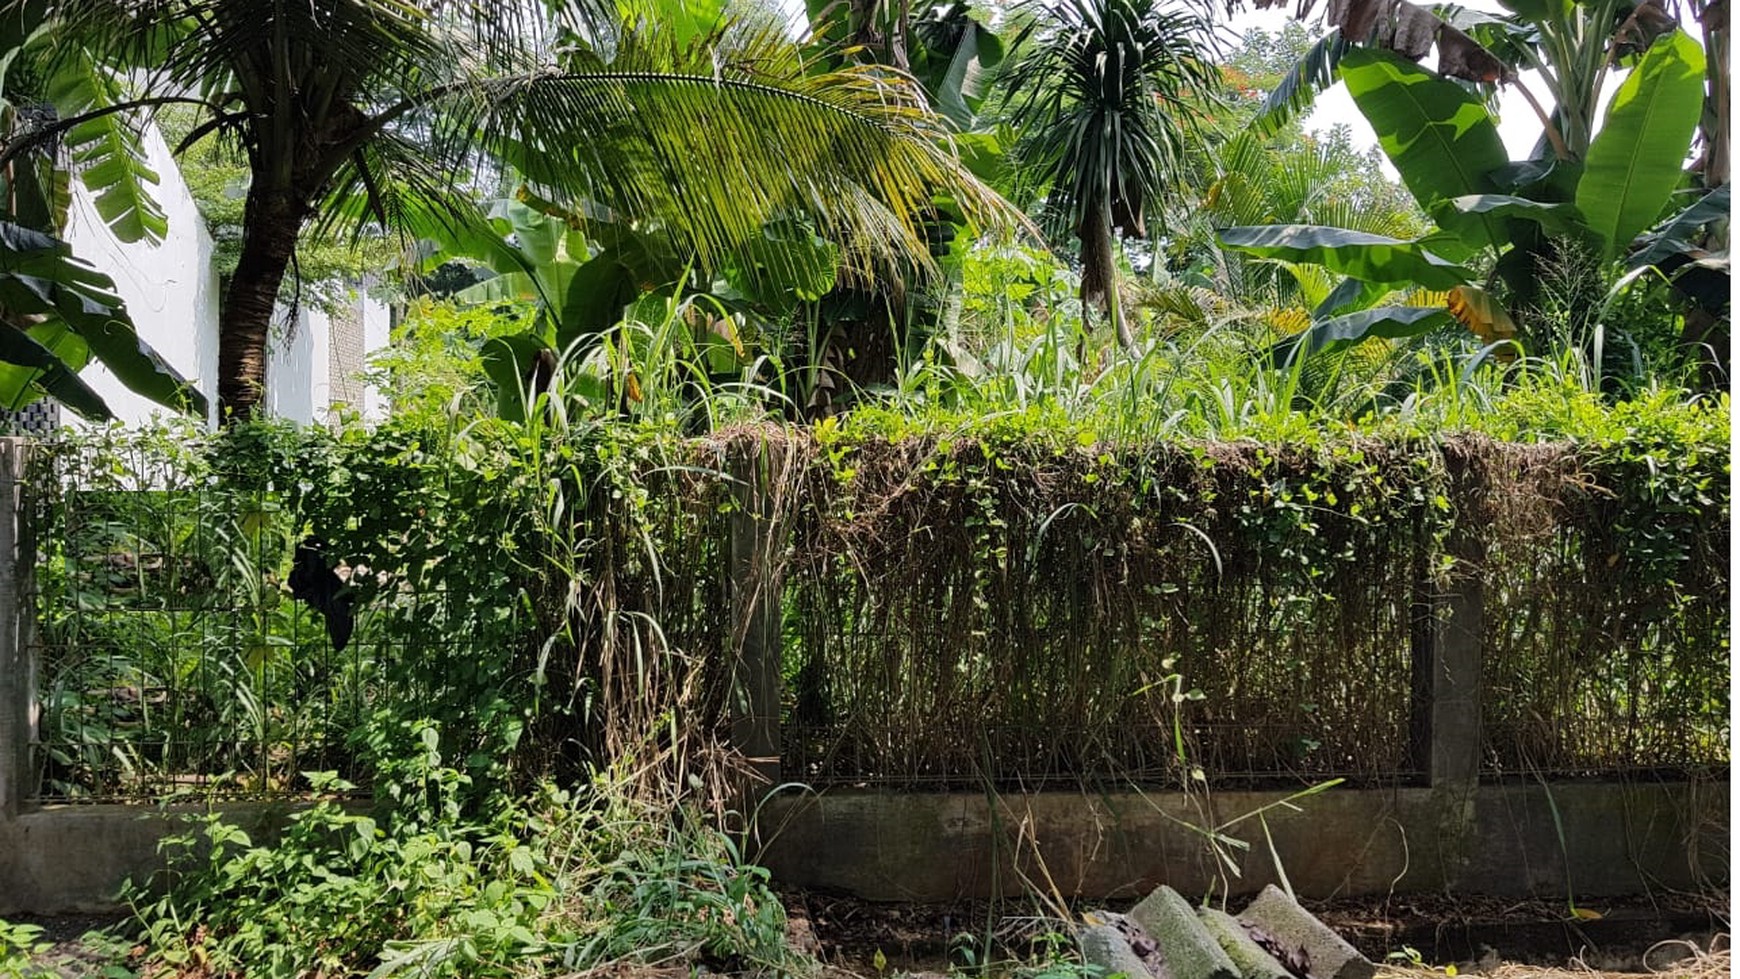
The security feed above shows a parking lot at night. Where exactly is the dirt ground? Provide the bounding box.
[14,889,1729,978]
[780,887,1730,978]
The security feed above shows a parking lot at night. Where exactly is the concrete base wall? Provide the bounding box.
[0,781,1725,914]
[0,802,306,915]
[751,780,1729,902]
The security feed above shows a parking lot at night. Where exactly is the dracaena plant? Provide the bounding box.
[999,0,1223,352]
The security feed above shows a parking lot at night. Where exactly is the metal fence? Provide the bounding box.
[22,435,464,802]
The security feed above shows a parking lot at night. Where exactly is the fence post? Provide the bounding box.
[1428,538,1485,788]
[0,439,35,817]
[728,440,786,787]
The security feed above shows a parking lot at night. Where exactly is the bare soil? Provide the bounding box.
[779,887,1730,977]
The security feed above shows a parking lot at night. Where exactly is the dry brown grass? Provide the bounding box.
[1376,935,1730,979]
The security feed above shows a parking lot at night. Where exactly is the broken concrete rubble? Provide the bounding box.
[1128,886,1239,979]
[1239,885,1375,979]
[1077,884,1376,979]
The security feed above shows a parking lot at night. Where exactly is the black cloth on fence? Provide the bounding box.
[289,537,355,653]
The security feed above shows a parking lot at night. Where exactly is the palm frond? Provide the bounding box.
[27,40,170,243]
[1249,28,1351,138]
[459,66,1016,283]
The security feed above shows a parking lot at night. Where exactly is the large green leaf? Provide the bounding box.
[498,199,565,268]
[0,321,111,419]
[1218,225,1475,290]
[1627,184,1731,271]
[0,222,205,416]
[1430,194,1590,241]
[554,249,640,350]
[1340,48,1509,246]
[1576,30,1706,258]
[1271,305,1455,364]
[479,333,551,423]
[0,320,90,412]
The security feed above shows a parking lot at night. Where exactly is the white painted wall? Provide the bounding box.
[62,125,221,428]
[263,306,329,425]
[361,291,391,423]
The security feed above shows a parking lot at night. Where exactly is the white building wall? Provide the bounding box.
[62,125,221,428]
[360,293,391,423]
[262,306,330,425]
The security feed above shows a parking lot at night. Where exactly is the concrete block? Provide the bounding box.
[1128,886,1237,979]
[1199,907,1292,979]
[1239,884,1374,979]
[1078,922,1156,979]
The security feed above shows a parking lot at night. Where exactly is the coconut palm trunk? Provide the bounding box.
[219,189,308,417]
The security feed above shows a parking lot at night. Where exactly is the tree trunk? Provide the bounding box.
[219,189,306,420]
[1698,0,1728,189]
[1078,198,1136,352]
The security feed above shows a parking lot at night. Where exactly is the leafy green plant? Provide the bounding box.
[1218,22,1713,371]
[129,718,803,978]
[999,0,1222,350]
[0,919,50,978]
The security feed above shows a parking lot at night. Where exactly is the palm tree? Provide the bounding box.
[5,0,1007,418]
[1000,0,1220,351]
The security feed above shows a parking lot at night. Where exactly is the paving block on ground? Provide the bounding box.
[1198,907,1293,979]
[1128,886,1239,979]
[1079,922,1157,979]
[1238,884,1375,979]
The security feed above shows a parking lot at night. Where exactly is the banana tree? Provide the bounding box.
[1217,30,1715,364]
[417,194,842,421]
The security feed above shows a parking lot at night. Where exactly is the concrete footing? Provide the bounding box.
[752,780,1727,902]
[0,801,310,914]
[0,778,1725,915]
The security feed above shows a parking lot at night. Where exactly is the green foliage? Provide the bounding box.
[0,51,205,420]
[0,920,50,978]
[130,720,799,978]
[365,297,538,426]
[1339,48,1508,217]
[43,48,168,244]
[1217,225,1472,289]
[0,222,207,419]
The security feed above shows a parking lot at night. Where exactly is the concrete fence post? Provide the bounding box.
[0,438,36,816]
[1428,538,1485,788]
[728,440,786,787]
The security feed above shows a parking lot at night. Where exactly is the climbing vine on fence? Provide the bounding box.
[24,407,1729,801]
